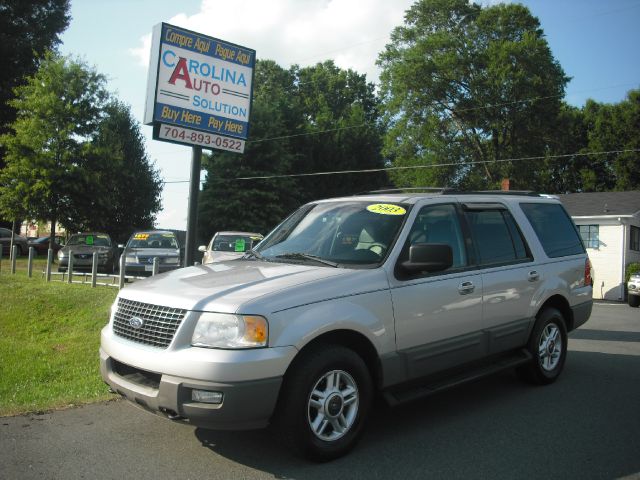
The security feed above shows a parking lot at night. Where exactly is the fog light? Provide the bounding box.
[191,389,223,404]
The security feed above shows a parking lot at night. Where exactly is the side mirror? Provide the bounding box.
[400,243,453,274]
[198,245,206,252]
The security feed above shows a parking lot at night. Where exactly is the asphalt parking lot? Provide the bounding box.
[1,302,639,480]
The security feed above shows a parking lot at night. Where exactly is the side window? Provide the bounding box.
[520,203,585,258]
[405,204,467,270]
[465,208,531,266]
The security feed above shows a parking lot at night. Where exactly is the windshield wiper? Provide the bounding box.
[274,252,339,268]
[243,248,267,261]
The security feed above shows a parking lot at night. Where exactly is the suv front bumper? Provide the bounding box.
[100,330,297,430]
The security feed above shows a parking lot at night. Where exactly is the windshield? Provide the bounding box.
[212,235,261,252]
[67,234,111,247]
[127,232,179,249]
[256,201,408,267]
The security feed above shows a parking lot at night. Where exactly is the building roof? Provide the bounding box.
[557,191,640,217]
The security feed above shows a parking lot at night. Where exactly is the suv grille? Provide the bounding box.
[113,298,187,348]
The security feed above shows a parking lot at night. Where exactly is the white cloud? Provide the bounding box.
[129,0,415,83]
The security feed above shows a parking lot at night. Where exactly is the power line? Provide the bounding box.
[160,148,640,184]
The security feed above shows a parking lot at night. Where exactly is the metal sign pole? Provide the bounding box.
[184,146,202,267]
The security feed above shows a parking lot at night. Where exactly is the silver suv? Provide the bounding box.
[100,192,593,460]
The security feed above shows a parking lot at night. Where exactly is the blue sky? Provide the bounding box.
[58,0,640,230]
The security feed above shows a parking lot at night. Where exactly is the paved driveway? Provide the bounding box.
[2,303,639,479]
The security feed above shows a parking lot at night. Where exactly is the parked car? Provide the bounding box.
[100,192,593,461]
[0,227,29,257]
[628,273,640,307]
[28,236,65,255]
[122,230,183,276]
[198,231,263,264]
[58,232,118,273]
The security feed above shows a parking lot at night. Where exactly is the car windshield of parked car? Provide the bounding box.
[256,201,409,266]
[67,234,111,247]
[213,235,260,253]
[127,232,179,249]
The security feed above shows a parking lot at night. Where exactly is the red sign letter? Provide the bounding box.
[168,57,193,89]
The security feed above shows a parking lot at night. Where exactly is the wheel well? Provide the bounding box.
[538,295,573,331]
[286,330,382,389]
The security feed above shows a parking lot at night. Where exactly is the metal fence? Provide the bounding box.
[0,245,161,289]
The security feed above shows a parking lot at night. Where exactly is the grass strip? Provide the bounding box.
[0,274,118,415]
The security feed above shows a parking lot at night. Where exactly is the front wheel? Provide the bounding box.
[628,295,640,308]
[518,308,568,385]
[273,344,372,461]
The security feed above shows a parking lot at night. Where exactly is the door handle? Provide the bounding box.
[528,270,540,282]
[458,281,475,295]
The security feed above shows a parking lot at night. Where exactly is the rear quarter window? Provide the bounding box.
[520,203,585,258]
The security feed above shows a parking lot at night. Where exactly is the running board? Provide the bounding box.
[383,349,532,407]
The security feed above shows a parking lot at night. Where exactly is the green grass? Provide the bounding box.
[0,274,118,415]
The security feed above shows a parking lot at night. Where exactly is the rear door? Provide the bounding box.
[461,203,539,354]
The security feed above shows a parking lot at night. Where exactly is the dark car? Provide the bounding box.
[27,236,65,255]
[122,230,183,276]
[0,227,29,257]
[57,232,118,273]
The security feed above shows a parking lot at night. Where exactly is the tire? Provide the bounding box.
[518,308,568,385]
[628,295,640,308]
[273,344,373,462]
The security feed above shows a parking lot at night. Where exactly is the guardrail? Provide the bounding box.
[0,245,162,289]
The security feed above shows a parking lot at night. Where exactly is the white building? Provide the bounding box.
[559,192,640,301]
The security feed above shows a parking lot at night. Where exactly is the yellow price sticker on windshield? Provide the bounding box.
[366,204,406,215]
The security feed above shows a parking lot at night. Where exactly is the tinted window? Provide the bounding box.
[405,204,467,269]
[520,203,584,257]
[465,209,531,266]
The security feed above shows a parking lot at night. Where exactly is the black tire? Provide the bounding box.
[628,295,640,308]
[273,344,373,462]
[518,308,568,385]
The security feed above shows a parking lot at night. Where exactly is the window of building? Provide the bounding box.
[631,226,640,252]
[578,225,599,249]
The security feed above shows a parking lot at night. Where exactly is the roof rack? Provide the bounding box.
[360,187,544,197]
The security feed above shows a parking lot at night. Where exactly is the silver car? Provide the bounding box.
[100,192,593,461]
[58,232,118,273]
[122,230,183,276]
[198,231,263,264]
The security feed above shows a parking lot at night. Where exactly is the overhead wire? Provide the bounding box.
[160,148,640,184]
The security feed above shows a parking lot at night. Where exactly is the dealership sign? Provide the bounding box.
[144,23,255,153]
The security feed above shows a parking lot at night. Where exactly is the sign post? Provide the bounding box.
[144,23,255,266]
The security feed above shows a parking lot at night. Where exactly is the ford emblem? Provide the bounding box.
[129,316,144,329]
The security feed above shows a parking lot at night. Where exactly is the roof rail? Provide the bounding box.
[358,187,545,197]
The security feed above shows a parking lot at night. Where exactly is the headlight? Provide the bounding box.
[125,255,136,263]
[164,257,179,264]
[58,250,65,258]
[192,313,268,348]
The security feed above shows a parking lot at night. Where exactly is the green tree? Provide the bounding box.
[75,101,162,242]
[0,0,70,163]
[0,53,109,248]
[198,60,300,241]
[291,60,387,202]
[583,89,640,191]
[377,0,568,190]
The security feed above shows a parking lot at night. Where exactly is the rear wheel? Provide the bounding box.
[273,344,372,461]
[628,295,640,308]
[518,308,568,385]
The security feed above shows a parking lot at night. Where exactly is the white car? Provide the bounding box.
[198,231,263,264]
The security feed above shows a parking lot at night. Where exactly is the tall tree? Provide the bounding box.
[0,0,70,165]
[74,101,162,242]
[198,60,300,241]
[291,60,387,202]
[377,0,568,190]
[583,89,640,191]
[0,53,108,248]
